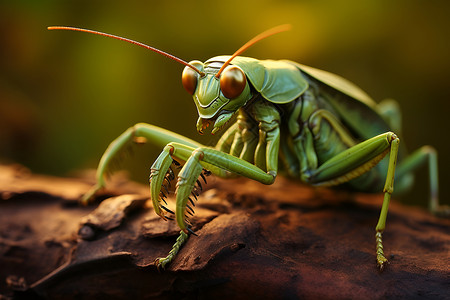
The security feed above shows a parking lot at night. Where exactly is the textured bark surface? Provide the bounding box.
[0,164,449,299]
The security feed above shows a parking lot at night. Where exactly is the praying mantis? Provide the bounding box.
[48,24,448,271]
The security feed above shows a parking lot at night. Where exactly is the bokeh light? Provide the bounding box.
[1,1,449,207]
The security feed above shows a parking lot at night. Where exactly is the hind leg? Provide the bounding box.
[377,100,447,216]
[395,145,449,216]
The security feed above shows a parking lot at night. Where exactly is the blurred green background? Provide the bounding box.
[1,0,449,207]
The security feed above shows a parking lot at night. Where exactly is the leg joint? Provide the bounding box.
[192,149,205,160]
[387,131,399,143]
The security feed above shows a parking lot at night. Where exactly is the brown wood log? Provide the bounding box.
[0,164,449,299]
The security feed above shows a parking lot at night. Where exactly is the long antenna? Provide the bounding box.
[215,24,292,78]
[47,26,205,76]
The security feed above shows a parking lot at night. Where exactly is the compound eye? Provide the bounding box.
[219,65,246,99]
[182,66,199,95]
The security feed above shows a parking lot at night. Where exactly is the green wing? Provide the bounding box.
[285,60,391,140]
[285,60,377,109]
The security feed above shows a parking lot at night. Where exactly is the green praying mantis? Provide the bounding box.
[48,24,449,271]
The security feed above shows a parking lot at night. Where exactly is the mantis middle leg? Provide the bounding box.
[395,146,449,216]
[81,122,203,204]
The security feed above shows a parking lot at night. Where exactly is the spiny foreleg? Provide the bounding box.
[149,145,210,226]
[149,145,179,220]
[151,153,210,268]
[150,139,275,269]
[175,150,207,233]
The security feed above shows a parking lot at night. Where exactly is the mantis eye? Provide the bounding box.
[219,65,246,99]
[182,66,199,95]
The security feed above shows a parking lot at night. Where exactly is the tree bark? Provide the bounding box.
[0,164,449,299]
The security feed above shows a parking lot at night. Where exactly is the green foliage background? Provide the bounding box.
[1,1,449,207]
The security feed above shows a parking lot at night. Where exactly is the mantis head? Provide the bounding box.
[47,25,291,135]
[182,59,251,134]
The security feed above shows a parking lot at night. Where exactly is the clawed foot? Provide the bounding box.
[154,257,171,271]
[377,252,389,271]
[154,230,190,271]
[375,231,388,271]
